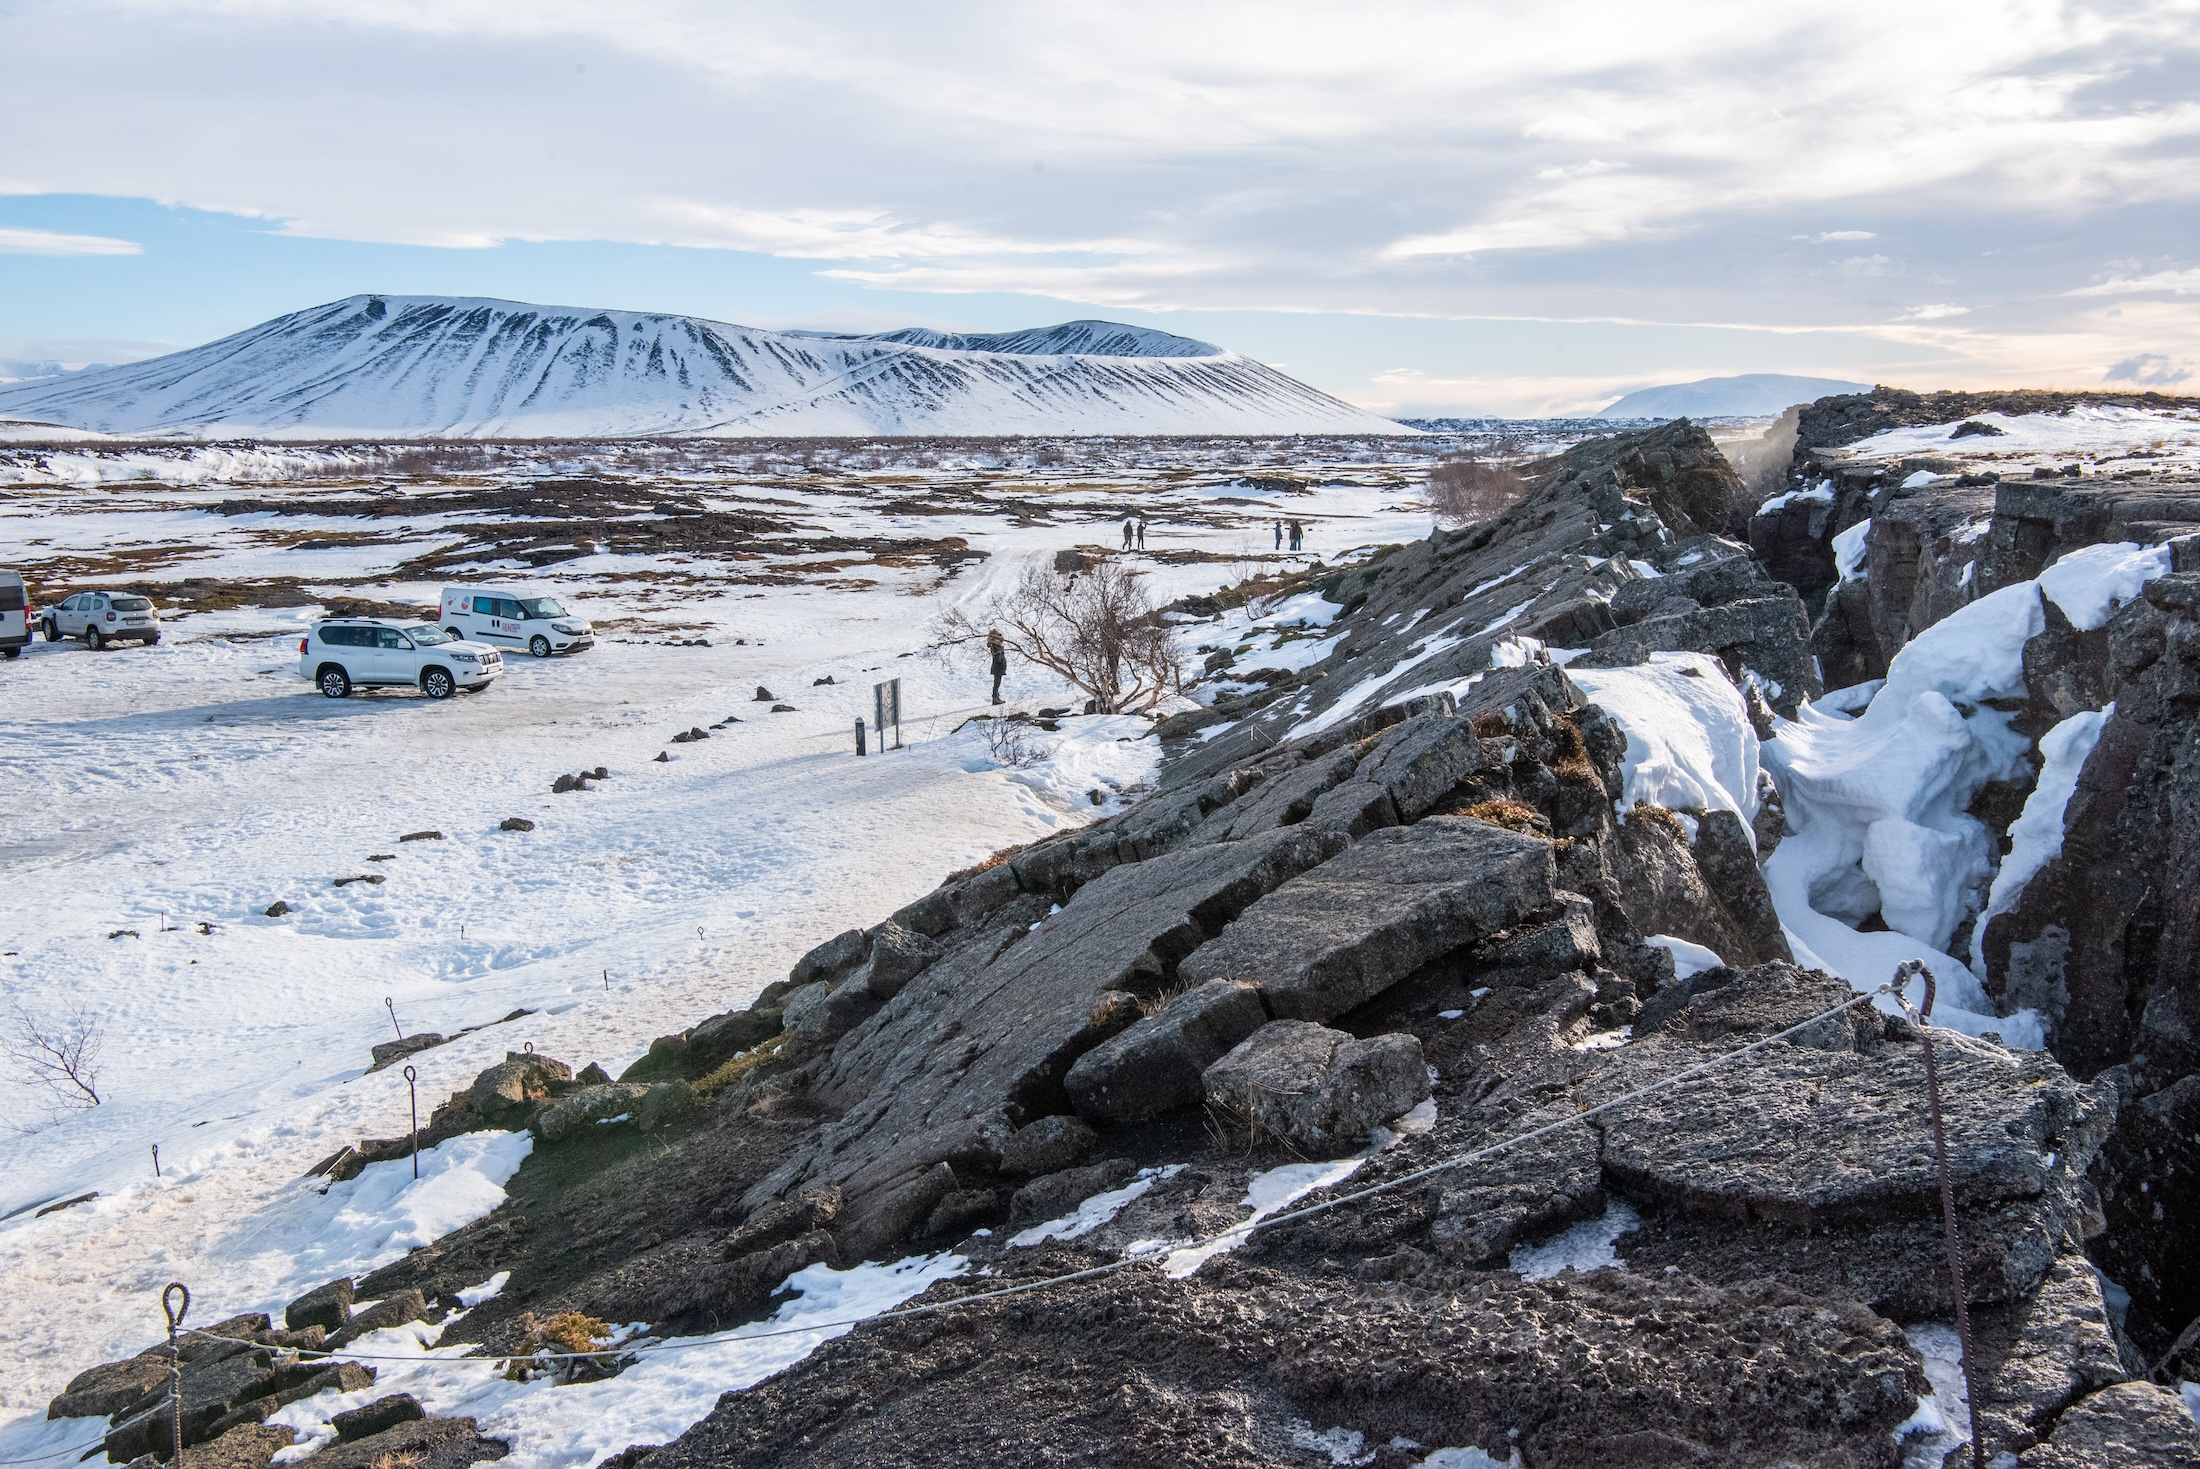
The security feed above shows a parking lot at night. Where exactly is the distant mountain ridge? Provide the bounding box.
[1597,373,1871,419]
[0,295,1404,440]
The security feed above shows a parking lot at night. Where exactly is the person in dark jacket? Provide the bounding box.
[988,628,1008,704]
[1122,517,1135,550]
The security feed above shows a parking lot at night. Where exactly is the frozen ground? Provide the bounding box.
[0,439,1448,1421]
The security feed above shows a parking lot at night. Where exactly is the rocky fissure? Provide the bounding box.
[45,409,2200,1466]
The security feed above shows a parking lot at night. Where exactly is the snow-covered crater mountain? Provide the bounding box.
[0,295,1407,440]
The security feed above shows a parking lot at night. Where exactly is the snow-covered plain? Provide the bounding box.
[0,441,1442,1424]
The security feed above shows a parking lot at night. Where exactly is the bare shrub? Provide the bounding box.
[1427,458,1529,527]
[5,1001,103,1124]
[933,559,1184,714]
[982,717,1053,768]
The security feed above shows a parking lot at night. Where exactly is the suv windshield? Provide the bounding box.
[111,596,152,611]
[407,624,452,645]
[517,597,566,619]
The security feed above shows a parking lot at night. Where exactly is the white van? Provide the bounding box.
[0,572,26,660]
[438,587,594,658]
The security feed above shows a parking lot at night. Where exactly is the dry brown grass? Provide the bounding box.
[942,842,1028,885]
[368,1453,424,1469]
[502,1310,614,1380]
[1550,718,1599,781]
[1625,802,1690,840]
[1471,711,1512,738]
[1456,799,1549,836]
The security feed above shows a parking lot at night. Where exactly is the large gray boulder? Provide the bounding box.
[1178,815,1558,1021]
[531,1083,650,1142]
[1202,1020,1429,1158]
[1063,981,1269,1125]
[465,1054,573,1127]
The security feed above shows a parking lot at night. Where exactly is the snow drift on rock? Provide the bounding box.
[0,295,1409,440]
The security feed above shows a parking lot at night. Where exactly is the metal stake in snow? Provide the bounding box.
[403,1065,421,1179]
[150,1144,160,1178]
[383,996,403,1043]
[160,1282,189,1464]
[1896,960,1986,1469]
[854,717,867,757]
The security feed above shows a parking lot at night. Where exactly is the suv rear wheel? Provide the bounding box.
[317,666,352,699]
[422,667,455,699]
[85,626,105,650]
[529,635,552,658]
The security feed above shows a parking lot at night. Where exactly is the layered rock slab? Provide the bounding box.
[1178,815,1558,1022]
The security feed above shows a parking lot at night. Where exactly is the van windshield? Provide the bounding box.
[111,596,152,611]
[406,624,452,645]
[517,597,566,619]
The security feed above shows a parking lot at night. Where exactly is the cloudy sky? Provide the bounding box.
[2,0,2197,415]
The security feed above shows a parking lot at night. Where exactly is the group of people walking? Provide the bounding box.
[1121,517,1148,550]
[1274,519,1306,552]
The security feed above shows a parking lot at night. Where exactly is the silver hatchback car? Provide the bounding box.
[41,591,162,649]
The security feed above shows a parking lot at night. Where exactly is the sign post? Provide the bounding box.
[872,678,903,751]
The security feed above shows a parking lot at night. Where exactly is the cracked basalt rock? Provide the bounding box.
[1202,1021,1429,1159]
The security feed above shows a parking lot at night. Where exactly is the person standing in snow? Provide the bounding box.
[1135,519,1147,550]
[1123,517,1135,550]
[1288,519,1304,552]
[987,628,1008,705]
[1274,519,1283,550]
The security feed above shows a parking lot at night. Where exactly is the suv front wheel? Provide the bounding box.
[40,618,58,641]
[317,666,352,699]
[422,667,455,699]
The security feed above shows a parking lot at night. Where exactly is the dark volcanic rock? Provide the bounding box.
[1202,1021,1429,1158]
[628,1260,1924,1469]
[2015,1381,2200,1466]
[330,1394,425,1443]
[283,1278,354,1334]
[46,1357,169,1421]
[996,1115,1098,1178]
[1064,981,1270,1125]
[289,1416,508,1469]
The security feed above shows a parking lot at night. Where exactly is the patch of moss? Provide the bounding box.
[691,1034,787,1103]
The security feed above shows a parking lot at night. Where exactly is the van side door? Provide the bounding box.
[471,594,518,645]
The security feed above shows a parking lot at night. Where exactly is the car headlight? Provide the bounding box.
[447,651,479,663]
[553,622,587,635]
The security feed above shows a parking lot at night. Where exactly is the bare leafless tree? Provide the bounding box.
[6,1001,104,1117]
[1427,457,1530,527]
[934,558,1184,714]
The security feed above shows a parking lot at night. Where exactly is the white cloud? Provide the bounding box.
[1901,303,1971,320]
[2069,267,2200,296]
[1,0,2198,387]
[0,227,141,256]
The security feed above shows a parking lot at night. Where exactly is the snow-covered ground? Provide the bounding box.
[0,451,1436,1423]
[1827,404,2200,476]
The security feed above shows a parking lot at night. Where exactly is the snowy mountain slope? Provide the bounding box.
[827,321,1221,357]
[1598,373,1869,419]
[0,296,1403,440]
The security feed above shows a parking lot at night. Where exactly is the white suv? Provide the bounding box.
[299,619,502,699]
[40,591,162,649]
[439,587,594,658]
